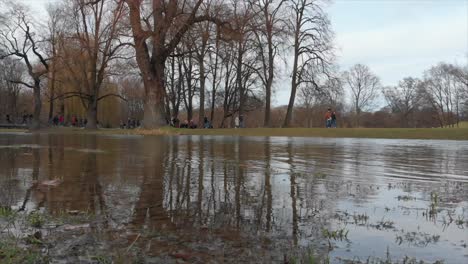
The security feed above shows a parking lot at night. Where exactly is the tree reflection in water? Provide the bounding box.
[1,134,467,262]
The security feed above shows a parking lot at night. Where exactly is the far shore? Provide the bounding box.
[1,123,468,140]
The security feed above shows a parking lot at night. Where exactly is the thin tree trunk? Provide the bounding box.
[236,40,244,116]
[284,33,299,127]
[198,60,206,127]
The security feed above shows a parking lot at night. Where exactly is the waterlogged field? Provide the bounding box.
[0,133,467,263]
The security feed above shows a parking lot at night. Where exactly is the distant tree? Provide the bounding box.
[55,0,128,129]
[383,77,422,127]
[0,1,49,129]
[422,63,466,127]
[250,0,287,127]
[124,0,228,128]
[283,0,333,127]
[0,58,25,120]
[344,64,381,127]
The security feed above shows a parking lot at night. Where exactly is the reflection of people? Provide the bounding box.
[325,108,332,128]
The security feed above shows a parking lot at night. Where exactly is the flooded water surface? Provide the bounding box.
[1,133,467,263]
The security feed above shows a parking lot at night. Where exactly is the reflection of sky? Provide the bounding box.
[1,134,468,262]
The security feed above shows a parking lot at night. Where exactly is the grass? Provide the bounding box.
[0,240,44,264]
[322,228,349,240]
[1,121,468,140]
[26,212,46,228]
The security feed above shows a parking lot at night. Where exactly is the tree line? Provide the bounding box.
[0,0,466,130]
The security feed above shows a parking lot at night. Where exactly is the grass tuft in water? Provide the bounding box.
[0,206,16,218]
[322,228,349,240]
[0,240,46,264]
[27,211,46,228]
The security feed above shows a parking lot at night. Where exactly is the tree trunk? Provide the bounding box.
[198,60,206,127]
[210,30,220,123]
[30,81,42,130]
[142,81,167,128]
[236,41,245,116]
[48,96,54,122]
[86,97,98,129]
[284,48,299,127]
[284,73,298,127]
[264,79,272,127]
[141,60,167,129]
[264,16,274,128]
[48,58,56,122]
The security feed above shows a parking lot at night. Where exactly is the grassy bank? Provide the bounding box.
[171,127,468,140]
[1,122,468,140]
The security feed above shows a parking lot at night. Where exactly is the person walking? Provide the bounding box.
[234,116,240,128]
[239,115,245,128]
[331,110,337,128]
[6,114,12,124]
[325,108,332,128]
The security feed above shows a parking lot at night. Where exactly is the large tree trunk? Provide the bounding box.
[31,81,42,130]
[283,33,299,127]
[142,81,167,128]
[142,60,167,129]
[86,97,98,129]
[283,61,298,127]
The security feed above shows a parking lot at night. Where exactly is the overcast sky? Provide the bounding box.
[21,0,468,106]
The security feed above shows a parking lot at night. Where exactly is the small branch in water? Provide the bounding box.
[126,233,141,253]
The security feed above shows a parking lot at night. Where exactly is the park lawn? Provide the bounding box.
[459,121,468,128]
[1,125,467,140]
[171,127,468,140]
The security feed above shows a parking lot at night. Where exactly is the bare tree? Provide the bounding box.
[344,64,381,127]
[423,63,466,127]
[124,0,227,128]
[0,58,25,121]
[54,0,128,129]
[250,0,286,127]
[0,1,50,129]
[283,0,333,127]
[383,77,422,127]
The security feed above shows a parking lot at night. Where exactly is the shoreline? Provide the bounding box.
[1,125,468,140]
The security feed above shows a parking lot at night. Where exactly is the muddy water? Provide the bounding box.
[1,133,467,263]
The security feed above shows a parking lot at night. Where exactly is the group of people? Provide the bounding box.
[171,117,213,129]
[234,115,245,128]
[120,118,140,129]
[3,114,33,124]
[51,114,87,127]
[325,108,337,128]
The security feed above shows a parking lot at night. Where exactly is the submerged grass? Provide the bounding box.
[0,240,45,264]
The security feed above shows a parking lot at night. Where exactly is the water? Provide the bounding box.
[0,133,467,263]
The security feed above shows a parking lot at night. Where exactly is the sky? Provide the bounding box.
[20,0,468,107]
[276,0,468,106]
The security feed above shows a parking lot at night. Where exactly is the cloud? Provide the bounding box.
[334,7,467,85]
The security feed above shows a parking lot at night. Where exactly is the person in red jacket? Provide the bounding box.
[325,108,332,128]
